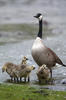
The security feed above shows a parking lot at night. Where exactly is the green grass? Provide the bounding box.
[0,84,66,100]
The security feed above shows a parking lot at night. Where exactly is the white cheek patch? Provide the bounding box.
[39,15,42,20]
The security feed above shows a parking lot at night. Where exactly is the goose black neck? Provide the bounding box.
[37,19,42,38]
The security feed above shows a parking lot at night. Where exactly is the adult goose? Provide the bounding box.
[31,13,66,78]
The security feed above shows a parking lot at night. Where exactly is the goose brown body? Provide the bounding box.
[32,37,64,68]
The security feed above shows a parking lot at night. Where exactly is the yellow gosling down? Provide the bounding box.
[21,56,28,64]
[14,65,35,82]
[2,62,35,83]
[37,64,50,84]
[19,56,29,81]
[2,62,18,82]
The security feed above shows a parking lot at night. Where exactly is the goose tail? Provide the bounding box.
[62,64,66,67]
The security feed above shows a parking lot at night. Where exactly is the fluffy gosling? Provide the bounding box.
[37,64,50,83]
[2,62,18,81]
[21,56,28,64]
[14,64,35,82]
[19,56,29,81]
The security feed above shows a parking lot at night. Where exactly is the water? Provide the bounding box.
[0,0,66,91]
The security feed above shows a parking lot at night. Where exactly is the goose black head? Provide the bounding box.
[34,13,42,20]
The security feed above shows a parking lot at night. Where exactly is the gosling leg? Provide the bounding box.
[14,77,16,82]
[20,77,22,82]
[39,79,41,84]
[10,76,13,82]
[28,76,30,82]
[16,77,19,82]
[24,77,26,82]
[50,69,53,84]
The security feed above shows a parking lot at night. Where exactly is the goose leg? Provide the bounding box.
[50,69,52,79]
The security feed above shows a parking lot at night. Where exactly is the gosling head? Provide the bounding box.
[34,13,42,20]
[23,56,28,60]
[42,64,47,69]
[22,56,28,64]
[31,66,35,70]
[2,62,14,72]
[2,64,7,72]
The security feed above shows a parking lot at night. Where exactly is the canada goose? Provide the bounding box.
[37,64,50,83]
[31,13,66,78]
[2,62,18,82]
[13,64,35,82]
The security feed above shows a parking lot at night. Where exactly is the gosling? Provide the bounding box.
[2,62,35,82]
[37,64,50,84]
[14,64,35,82]
[21,56,28,64]
[19,56,29,81]
[2,62,18,82]
[2,56,28,82]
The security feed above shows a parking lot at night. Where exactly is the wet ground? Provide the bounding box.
[0,0,66,91]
